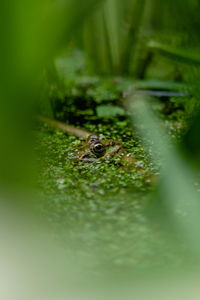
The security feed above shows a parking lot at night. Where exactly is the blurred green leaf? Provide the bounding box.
[134,80,187,91]
[83,0,146,75]
[96,104,125,117]
[148,41,200,65]
[128,94,200,256]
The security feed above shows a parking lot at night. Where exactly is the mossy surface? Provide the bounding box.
[37,53,196,272]
[35,117,190,273]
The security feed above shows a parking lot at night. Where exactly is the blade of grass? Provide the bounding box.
[128,94,200,257]
[134,79,187,91]
[148,41,200,65]
[103,0,121,73]
[84,9,112,74]
[120,0,145,75]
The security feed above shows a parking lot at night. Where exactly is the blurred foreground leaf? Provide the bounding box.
[128,94,200,257]
[0,0,106,186]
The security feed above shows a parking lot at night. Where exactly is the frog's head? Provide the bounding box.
[87,135,99,144]
[85,135,106,157]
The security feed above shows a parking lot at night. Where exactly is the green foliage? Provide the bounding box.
[83,0,145,75]
[2,0,200,280]
[134,80,187,91]
[96,104,125,117]
[148,41,200,65]
[0,0,108,185]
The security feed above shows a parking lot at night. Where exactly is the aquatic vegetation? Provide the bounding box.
[2,1,200,295]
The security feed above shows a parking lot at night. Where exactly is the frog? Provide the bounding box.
[73,134,136,166]
[72,134,157,184]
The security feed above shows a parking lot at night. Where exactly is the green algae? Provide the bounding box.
[34,118,191,273]
[37,61,194,271]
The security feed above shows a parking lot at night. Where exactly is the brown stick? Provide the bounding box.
[39,116,93,138]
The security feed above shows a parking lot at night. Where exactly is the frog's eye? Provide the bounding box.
[92,143,106,156]
[94,143,103,151]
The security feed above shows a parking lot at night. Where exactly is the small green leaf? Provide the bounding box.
[148,41,200,65]
[96,105,125,117]
[134,80,187,91]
